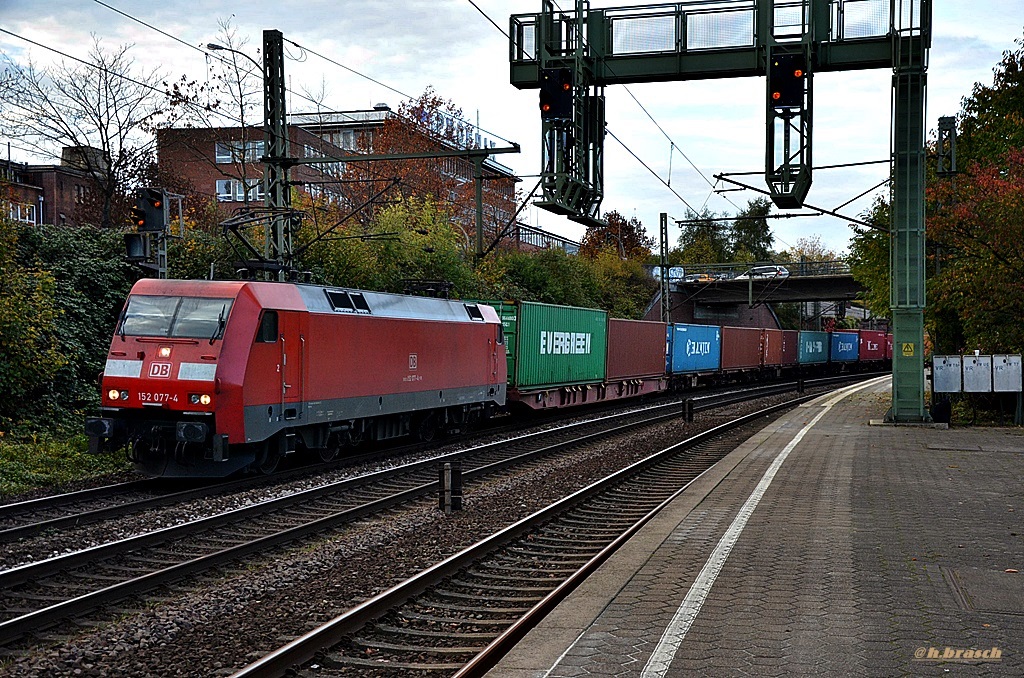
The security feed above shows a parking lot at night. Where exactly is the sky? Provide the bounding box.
[1,0,1022,256]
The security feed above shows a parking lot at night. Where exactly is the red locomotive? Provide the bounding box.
[86,279,507,477]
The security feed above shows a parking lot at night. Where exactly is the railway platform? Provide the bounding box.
[487,376,1024,676]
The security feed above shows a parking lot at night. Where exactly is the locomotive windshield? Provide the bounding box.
[119,295,234,340]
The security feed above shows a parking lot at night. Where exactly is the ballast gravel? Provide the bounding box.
[3,392,816,676]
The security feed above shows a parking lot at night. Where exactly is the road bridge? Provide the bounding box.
[676,274,863,306]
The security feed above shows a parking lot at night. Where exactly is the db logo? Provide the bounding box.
[149,362,172,378]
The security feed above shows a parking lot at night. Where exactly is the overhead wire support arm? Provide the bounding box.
[713,173,879,231]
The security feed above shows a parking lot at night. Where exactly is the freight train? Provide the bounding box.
[85,279,891,478]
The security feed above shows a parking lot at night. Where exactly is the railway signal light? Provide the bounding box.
[137,187,168,232]
[130,204,146,229]
[769,54,806,109]
[539,68,573,120]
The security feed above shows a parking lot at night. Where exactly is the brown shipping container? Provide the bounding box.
[859,329,887,361]
[762,329,784,367]
[606,318,668,380]
[721,326,763,370]
[781,330,800,366]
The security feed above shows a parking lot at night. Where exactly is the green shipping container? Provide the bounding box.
[477,300,608,390]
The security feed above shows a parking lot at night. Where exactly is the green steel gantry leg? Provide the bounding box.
[888,8,930,422]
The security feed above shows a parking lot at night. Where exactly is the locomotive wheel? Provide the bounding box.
[414,412,439,443]
[256,441,281,475]
[344,428,365,449]
[319,435,340,462]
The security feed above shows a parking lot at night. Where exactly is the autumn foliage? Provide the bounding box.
[927,148,1024,353]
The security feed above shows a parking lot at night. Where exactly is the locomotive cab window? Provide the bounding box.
[119,295,233,340]
[256,311,278,343]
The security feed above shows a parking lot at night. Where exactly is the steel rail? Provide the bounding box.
[231,392,824,677]
[0,401,682,647]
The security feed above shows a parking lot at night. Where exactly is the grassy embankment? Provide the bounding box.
[0,433,131,498]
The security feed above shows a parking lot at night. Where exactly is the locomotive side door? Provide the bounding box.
[278,311,305,421]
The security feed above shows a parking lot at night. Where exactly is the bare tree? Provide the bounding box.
[0,35,168,228]
[164,19,264,207]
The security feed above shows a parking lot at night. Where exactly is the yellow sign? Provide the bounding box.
[902,342,915,357]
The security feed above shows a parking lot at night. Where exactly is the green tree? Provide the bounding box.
[12,223,139,430]
[0,217,67,432]
[676,208,731,264]
[958,34,1024,165]
[490,248,601,308]
[848,196,892,322]
[923,29,1024,354]
[589,250,659,319]
[731,197,775,262]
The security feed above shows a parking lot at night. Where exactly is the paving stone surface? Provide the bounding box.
[488,380,1024,676]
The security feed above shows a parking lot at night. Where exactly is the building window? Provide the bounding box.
[216,178,265,202]
[74,184,89,204]
[215,140,265,164]
[8,202,37,224]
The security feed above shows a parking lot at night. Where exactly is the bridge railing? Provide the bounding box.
[646,260,851,281]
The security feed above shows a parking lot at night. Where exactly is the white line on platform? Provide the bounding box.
[639,379,881,677]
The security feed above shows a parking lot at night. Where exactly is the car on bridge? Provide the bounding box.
[734,265,789,280]
[683,273,720,283]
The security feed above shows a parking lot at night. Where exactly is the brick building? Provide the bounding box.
[1,147,101,227]
[156,124,345,209]
[157,105,578,254]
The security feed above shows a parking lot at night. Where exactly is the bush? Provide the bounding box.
[4,221,138,433]
[0,433,130,497]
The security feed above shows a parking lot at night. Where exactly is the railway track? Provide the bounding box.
[0,399,684,652]
[0,396,666,547]
[232,395,816,677]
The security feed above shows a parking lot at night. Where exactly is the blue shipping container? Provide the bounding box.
[667,323,721,374]
[798,330,829,364]
[830,331,859,362]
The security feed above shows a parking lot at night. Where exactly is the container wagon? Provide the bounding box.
[830,330,860,364]
[798,330,830,366]
[722,326,763,373]
[667,323,721,387]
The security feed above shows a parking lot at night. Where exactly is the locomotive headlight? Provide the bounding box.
[107,389,120,401]
[119,390,130,401]
[189,394,213,406]
[158,346,172,358]
[200,394,212,405]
